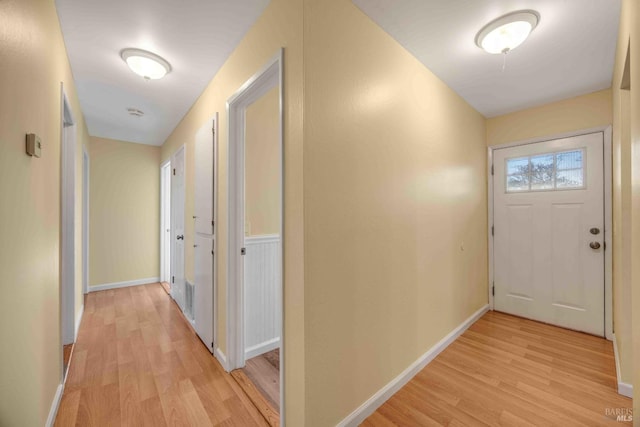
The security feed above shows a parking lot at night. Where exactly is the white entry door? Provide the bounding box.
[171,146,186,310]
[493,132,605,336]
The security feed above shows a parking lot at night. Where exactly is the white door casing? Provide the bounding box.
[171,146,186,310]
[493,132,605,336]
[194,114,218,354]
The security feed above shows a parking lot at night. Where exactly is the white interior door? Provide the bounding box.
[171,146,186,310]
[161,162,172,284]
[493,132,605,336]
[194,116,217,353]
[61,90,76,347]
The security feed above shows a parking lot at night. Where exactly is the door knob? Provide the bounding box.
[590,227,600,235]
[177,235,184,240]
[589,242,601,250]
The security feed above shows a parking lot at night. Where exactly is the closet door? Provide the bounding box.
[194,114,218,353]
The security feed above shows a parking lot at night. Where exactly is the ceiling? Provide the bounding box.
[56,0,270,146]
[352,0,621,118]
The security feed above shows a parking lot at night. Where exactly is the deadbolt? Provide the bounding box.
[590,227,600,235]
[589,242,601,250]
[241,248,246,255]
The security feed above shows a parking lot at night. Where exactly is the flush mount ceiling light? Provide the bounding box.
[475,10,540,54]
[120,48,171,80]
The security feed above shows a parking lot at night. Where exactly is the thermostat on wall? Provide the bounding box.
[26,133,42,158]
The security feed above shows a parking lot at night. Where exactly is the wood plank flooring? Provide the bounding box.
[54,283,268,426]
[160,281,171,295]
[243,349,280,410]
[230,369,279,427]
[230,349,280,426]
[363,311,633,426]
[63,343,74,376]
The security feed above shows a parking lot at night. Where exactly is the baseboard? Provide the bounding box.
[215,347,229,372]
[45,383,64,427]
[245,234,280,244]
[612,333,634,398]
[74,303,84,341]
[245,337,280,360]
[337,304,490,427]
[89,277,160,292]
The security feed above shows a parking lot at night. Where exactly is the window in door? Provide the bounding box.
[506,149,585,193]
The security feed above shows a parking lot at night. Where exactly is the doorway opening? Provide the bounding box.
[227,50,284,426]
[488,127,613,339]
[160,159,172,294]
[60,86,76,380]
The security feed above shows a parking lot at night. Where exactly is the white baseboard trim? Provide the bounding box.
[45,383,64,427]
[245,234,280,244]
[215,347,229,372]
[89,277,160,292]
[612,333,634,398]
[337,304,490,427]
[245,337,280,360]
[74,303,84,341]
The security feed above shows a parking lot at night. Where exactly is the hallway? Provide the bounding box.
[54,283,268,426]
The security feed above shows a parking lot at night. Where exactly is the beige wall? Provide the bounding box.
[486,89,613,146]
[160,0,305,422]
[612,0,635,387]
[245,86,281,236]
[89,137,160,286]
[618,0,640,414]
[0,0,90,424]
[303,1,487,424]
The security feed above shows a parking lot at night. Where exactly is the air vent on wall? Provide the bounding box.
[127,107,145,117]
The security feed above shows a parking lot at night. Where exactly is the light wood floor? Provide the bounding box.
[364,311,633,426]
[230,349,280,426]
[63,343,74,377]
[160,281,171,295]
[243,349,279,411]
[54,283,268,426]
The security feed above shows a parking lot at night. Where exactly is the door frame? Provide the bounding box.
[82,146,90,295]
[487,125,613,340]
[227,49,284,419]
[60,85,77,347]
[160,159,172,284]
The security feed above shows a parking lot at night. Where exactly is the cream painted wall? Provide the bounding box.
[486,89,613,146]
[245,86,281,236]
[160,0,305,423]
[0,0,90,425]
[620,0,640,414]
[303,1,487,424]
[89,137,160,286]
[612,0,634,387]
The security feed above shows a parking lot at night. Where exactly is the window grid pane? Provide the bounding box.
[505,149,584,193]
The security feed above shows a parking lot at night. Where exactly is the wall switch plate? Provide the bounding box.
[26,133,42,158]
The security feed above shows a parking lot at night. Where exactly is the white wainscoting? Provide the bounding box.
[244,234,281,360]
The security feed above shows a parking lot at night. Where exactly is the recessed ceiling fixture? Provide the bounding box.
[475,10,540,54]
[120,48,172,80]
[127,107,145,117]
